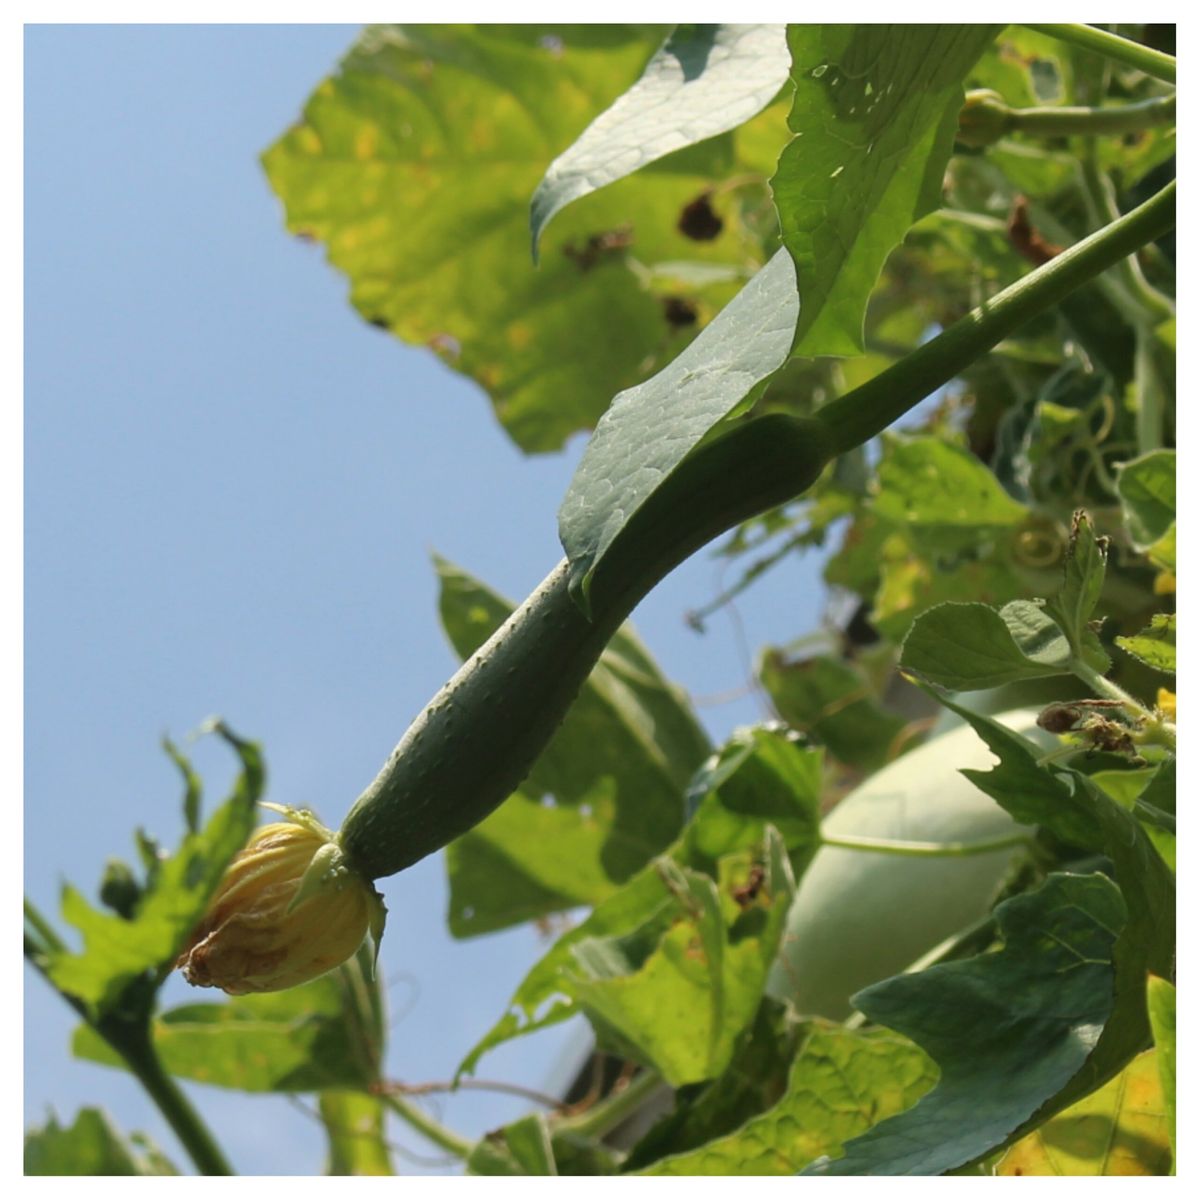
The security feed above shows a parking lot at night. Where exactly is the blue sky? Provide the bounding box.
[24,24,828,1174]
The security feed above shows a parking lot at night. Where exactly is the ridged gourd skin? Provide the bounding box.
[339,413,835,881]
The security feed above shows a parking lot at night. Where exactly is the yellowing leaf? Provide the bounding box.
[997,1050,1171,1176]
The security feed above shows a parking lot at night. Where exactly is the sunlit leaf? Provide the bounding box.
[457,727,822,1078]
[1116,612,1176,674]
[263,24,789,452]
[773,25,1001,355]
[531,24,790,252]
[639,1024,935,1174]
[1146,976,1176,1171]
[46,726,263,1016]
[558,248,801,602]
[996,1050,1171,1175]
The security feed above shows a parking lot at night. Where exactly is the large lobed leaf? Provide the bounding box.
[456,726,822,1078]
[263,24,789,452]
[45,727,263,1016]
[804,873,1126,1176]
[531,24,790,253]
[773,25,1002,356]
[435,556,710,936]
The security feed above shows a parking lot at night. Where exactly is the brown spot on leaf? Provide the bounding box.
[678,192,723,241]
[662,296,698,328]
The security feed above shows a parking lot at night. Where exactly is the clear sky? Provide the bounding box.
[24,24,828,1174]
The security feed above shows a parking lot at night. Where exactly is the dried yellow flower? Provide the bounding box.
[177,805,385,995]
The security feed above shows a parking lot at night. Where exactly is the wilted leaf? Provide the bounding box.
[531,24,790,251]
[773,25,1001,355]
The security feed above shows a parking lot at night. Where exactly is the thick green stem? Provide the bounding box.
[1025,24,1176,83]
[821,832,1036,859]
[378,1093,473,1161]
[817,179,1176,455]
[109,1026,235,1176]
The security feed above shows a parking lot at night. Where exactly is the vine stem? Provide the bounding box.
[109,1027,235,1176]
[553,1070,665,1140]
[820,832,1036,859]
[817,180,1176,456]
[998,94,1175,139]
[1024,24,1176,84]
[377,1093,473,1161]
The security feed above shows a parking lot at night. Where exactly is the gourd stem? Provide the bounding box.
[816,180,1176,456]
[820,832,1036,859]
[1024,24,1176,83]
[377,1093,473,1161]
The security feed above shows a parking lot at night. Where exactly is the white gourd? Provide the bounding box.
[766,707,1055,1020]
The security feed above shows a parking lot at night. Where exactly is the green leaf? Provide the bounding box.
[558,247,801,598]
[468,1114,558,1175]
[639,1024,936,1174]
[1044,511,1109,660]
[996,1050,1172,1176]
[46,726,263,1016]
[622,1000,802,1170]
[73,968,376,1093]
[435,556,710,936]
[1146,976,1176,1171]
[1117,450,1175,559]
[568,834,794,1086]
[900,601,1072,690]
[457,726,822,1078]
[757,649,906,770]
[24,1107,178,1176]
[531,24,790,252]
[262,24,788,452]
[773,25,1001,356]
[1116,613,1176,674]
[804,873,1126,1176]
[320,1092,395,1175]
[870,436,1029,536]
[926,697,1175,1135]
